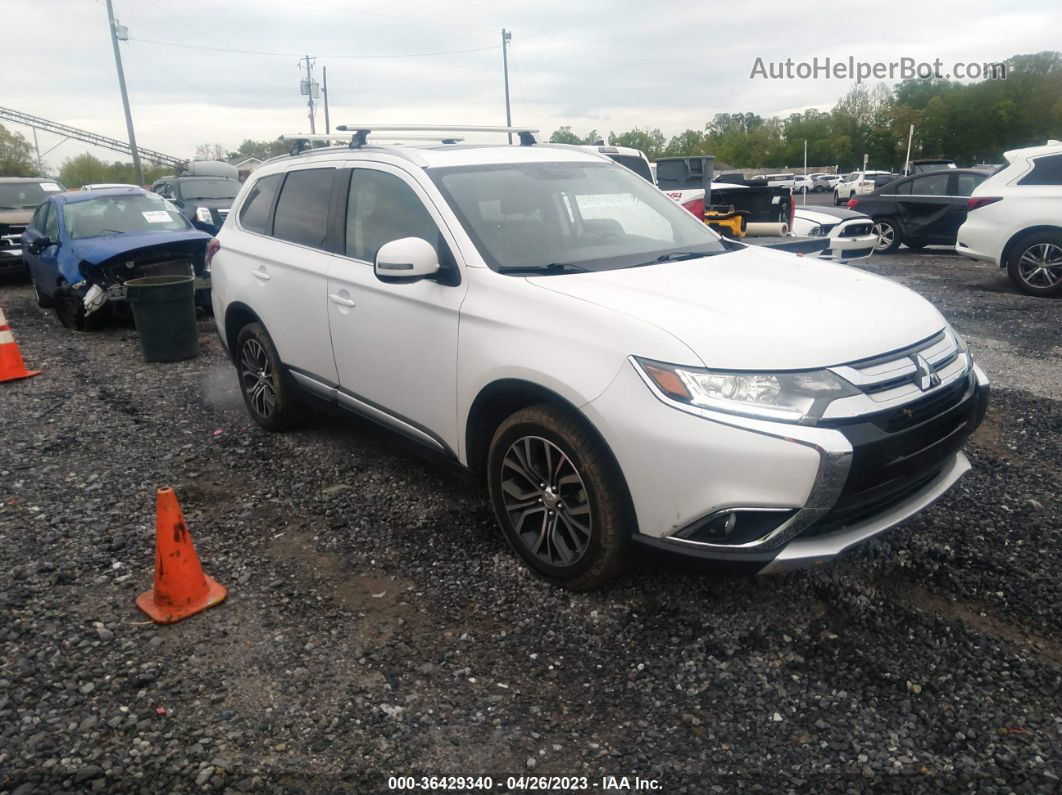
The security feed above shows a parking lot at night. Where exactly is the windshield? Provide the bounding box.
[431,161,727,273]
[64,193,192,240]
[0,181,61,210]
[179,179,240,201]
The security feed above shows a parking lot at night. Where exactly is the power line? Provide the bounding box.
[294,0,497,34]
[128,36,500,60]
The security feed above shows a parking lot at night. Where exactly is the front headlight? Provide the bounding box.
[806,225,823,237]
[634,357,860,424]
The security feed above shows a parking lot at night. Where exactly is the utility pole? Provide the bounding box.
[322,66,330,134]
[105,0,143,184]
[501,29,512,143]
[300,55,317,134]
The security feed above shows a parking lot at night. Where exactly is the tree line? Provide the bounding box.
[549,50,1061,169]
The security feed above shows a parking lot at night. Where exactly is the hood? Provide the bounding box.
[69,229,211,266]
[0,208,34,226]
[527,247,945,370]
[794,206,866,223]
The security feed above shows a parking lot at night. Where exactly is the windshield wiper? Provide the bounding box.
[654,250,718,262]
[497,263,589,275]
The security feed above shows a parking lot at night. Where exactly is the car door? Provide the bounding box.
[895,172,953,242]
[325,164,468,455]
[234,167,340,383]
[25,201,61,295]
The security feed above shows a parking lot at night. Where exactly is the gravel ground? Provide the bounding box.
[0,251,1059,794]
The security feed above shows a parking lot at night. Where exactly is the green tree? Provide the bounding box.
[548,126,582,144]
[227,138,289,161]
[194,143,227,161]
[58,153,170,188]
[0,124,40,177]
[607,128,667,160]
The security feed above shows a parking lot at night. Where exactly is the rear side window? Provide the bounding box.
[1017,154,1062,186]
[273,169,334,248]
[239,174,282,235]
[912,173,949,195]
[345,169,441,262]
[954,172,986,196]
[608,155,653,184]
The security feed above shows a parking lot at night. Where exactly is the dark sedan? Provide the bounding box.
[848,169,992,253]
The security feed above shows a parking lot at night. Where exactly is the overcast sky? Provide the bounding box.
[5,0,1060,172]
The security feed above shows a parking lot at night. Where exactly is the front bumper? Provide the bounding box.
[821,227,877,263]
[586,357,988,574]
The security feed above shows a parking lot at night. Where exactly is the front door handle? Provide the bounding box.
[329,293,356,308]
[252,268,271,281]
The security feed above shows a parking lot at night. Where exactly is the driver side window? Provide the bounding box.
[345,169,442,263]
[43,203,59,239]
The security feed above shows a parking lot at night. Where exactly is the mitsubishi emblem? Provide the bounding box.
[910,354,939,391]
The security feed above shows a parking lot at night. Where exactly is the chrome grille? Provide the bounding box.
[822,329,971,421]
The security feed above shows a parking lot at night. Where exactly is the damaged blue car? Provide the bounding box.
[21,188,212,330]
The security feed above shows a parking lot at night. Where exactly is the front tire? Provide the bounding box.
[833,191,842,206]
[235,322,301,430]
[33,280,55,308]
[873,218,902,254]
[1007,232,1062,297]
[487,404,633,590]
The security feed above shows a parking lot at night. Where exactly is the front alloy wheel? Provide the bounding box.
[487,404,633,589]
[500,436,592,568]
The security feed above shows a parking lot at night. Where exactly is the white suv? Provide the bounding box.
[956,140,1062,297]
[210,126,989,589]
[834,171,893,204]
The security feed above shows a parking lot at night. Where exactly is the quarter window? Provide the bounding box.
[272,169,334,249]
[1017,154,1062,186]
[345,169,441,262]
[238,173,282,236]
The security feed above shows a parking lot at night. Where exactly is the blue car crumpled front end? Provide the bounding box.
[61,229,213,314]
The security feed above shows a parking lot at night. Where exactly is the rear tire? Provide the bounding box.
[487,404,633,590]
[1006,231,1062,297]
[235,322,301,430]
[873,218,902,254]
[833,191,842,206]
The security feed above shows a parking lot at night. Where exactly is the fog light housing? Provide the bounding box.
[672,508,798,546]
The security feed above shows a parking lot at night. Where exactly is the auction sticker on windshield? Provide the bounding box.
[142,211,172,223]
[40,182,62,192]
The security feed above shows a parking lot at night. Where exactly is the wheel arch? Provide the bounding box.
[464,379,626,488]
[223,302,263,363]
[1000,225,1062,269]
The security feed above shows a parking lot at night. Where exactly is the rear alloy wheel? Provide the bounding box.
[1007,233,1062,297]
[873,218,902,254]
[235,322,300,430]
[487,404,633,590]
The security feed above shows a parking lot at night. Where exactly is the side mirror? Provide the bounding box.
[374,237,440,283]
[29,237,52,254]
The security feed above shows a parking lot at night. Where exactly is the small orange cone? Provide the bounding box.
[136,488,227,624]
[0,307,41,383]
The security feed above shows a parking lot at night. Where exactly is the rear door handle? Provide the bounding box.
[252,268,271,281]
[329,293,356,308]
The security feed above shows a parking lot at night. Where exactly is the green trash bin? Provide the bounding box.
[125,275,199,362]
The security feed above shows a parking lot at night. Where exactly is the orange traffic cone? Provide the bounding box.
[136,488,227,624]
[0,307,41,383]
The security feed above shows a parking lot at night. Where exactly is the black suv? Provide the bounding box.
[151,162,241,235]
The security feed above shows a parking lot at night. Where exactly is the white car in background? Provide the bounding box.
[957,140,1062,297]
[789,206,878,262]
[834,171,893,204]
